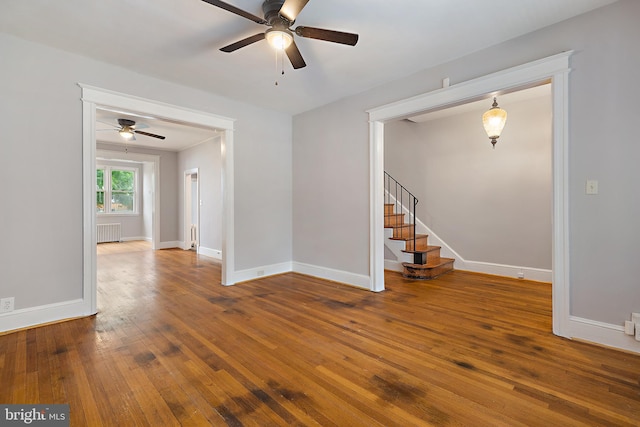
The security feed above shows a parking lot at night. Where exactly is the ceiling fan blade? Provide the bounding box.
[220,33,266,52]
[97,120,118,128]
[285,40,306,69]
[201,0,267,24]
[295,26,359,46]
[134,130,166,140]
[279,0,309,22]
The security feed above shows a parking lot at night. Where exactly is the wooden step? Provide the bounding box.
[402,245,441,264]
[384,203,395,215]
[402,258,455,280]
[384,213,405,227]
[386,223,414,239]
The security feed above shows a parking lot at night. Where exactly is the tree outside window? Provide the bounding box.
[97,166,137,214]
[97,168,105,213]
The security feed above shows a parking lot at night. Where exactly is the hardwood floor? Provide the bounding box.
[1,242,639,426]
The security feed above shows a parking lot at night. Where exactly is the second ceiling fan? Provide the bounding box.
[203,0,359,69]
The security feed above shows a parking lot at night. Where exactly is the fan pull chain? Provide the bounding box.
[275,49,279,86]
[274,49,285,86]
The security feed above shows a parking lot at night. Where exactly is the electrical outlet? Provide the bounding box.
[0,297,14,313]
[585,180,598,195]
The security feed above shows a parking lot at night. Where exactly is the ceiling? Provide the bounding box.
[0,0,617,116]
[95,107,217,151]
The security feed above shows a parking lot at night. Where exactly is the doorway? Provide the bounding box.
[367,52,572,338]
[81,85,237,317]
[184,169,199,251]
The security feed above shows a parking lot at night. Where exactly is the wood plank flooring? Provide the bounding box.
[1,241,639,426]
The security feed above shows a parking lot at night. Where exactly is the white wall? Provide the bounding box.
[293,0,640,329]
[384,93,552,270]
[0,32,292,318]
[177,138,222,255]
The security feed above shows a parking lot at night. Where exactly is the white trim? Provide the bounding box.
[81,84,237,325]
[157,241,183,250]
[368,52,573,336]
[568,316,640,354]
[461,262,552,283]
[0,299,88,333]
[221,129,235,285]
[82,97,97,317]
[293,262,371,290]
[234,262,293,284]
[198,246,222,259]
[384,260,403,272]
[370,121,385,292]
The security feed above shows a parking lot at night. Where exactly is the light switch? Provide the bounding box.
[586,180,598,195]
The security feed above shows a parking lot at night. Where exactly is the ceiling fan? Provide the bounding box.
[203,0,359,69]
[98,118,166,141]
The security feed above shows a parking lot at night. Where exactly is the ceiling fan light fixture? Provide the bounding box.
[119,127,134,140]
[265,28,293,50]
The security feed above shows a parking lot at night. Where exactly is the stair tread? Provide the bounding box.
[402,258,455,269]
[402,246,441,254]
[389,234,428,241]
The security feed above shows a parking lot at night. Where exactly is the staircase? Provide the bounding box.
[384,172,454,280]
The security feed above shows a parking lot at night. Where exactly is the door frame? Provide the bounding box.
[184,168,199,250]
[367,51,572,338]
[81,84,237,316]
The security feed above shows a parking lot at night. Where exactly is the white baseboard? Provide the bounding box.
[383,258,551,282]
[0,298,94,334]
[462,261,552,282]
[569,316,640,354]
[121,236,150,242]
[384,259,404,272]
[234,262,293,284]
[293,262,371,290]
[157,241,182,249]
[198,246,222,259]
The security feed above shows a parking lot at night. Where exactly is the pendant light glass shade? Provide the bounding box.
[482,97,507,147]
[265,29,293,50]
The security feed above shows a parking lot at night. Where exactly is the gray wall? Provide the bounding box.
[0,33,292,311]
[177,138,222,252]
[384,93,552,269]
[293,0,640,325]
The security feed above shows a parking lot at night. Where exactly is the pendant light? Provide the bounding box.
[482,97,507,148]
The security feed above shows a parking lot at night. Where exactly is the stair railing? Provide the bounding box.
[384,171,418,257]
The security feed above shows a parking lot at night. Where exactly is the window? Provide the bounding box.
[97,165,138,214]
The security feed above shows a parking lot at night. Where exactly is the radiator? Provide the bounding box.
[97,223,121,243]
[190,224,197,247]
